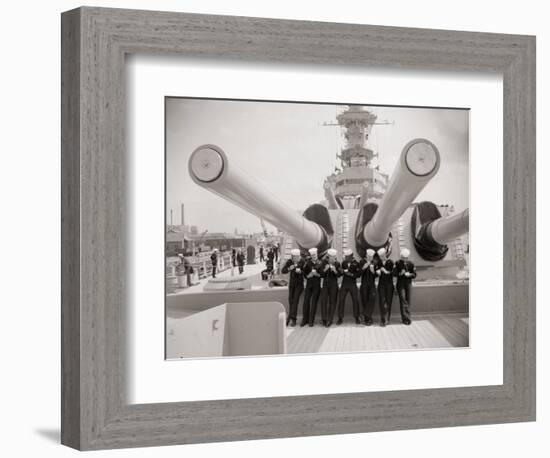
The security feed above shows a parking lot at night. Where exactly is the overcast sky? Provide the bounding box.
[166,98,469,234]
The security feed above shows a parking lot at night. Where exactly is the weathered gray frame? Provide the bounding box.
[61,6,536,451]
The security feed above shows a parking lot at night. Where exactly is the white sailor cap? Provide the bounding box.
[178,253,184,258]
[290,248,301,256]
[327,248,338,257]
[308,248,318,255]
[366,248,375,257]
[400,248,411,258]
[343,248,353,256]
[213,248,219,252]
[377,247,387,256]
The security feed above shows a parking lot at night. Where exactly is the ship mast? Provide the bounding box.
[337,105,377,168]
[322,105,392,207]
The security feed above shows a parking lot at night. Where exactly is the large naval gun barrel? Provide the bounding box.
[427,208,469,245]
[189,144,328,251]
[360,139,441,249]
[411,203,469,261]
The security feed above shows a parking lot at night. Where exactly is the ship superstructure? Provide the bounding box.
[318,105,468,279]
[324,106,389,208]
[188,105,469,280]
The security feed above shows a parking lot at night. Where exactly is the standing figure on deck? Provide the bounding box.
[393,248,416,325]
[337,249,361,325]
[236,249,245,274]
[266,247,275,272]
[359,248,377,326]
[282,248,305,327]
[273,243,279,262]
[261,254,275,281]
[176,253,193,287]
[259,245,265,262]
[184,254,194,286]
[302,247,323,327]
[375,247,394,327]
[231,248,236,267]
[210,248,218,278]
[322,248,342,327]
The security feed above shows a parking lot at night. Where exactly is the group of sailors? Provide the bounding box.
[259,243,280,263]
[211,244,281,278]
[282,246,416,328]
[210,248,246,277]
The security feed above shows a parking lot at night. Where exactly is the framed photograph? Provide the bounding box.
[61,6,536,450]
[165,98,470,359]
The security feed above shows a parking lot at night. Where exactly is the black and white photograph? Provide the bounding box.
[2,0,542,454]
[165,98,470,359]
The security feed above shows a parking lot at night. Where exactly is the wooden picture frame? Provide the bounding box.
[61,6,536,450]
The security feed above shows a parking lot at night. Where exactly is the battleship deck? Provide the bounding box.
[285,313,468,354]
[167,261,469,358]
[166,309,468,358]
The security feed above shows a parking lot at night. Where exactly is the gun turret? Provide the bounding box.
[411,203,469,261]
[356,139,441,255]
[189,145,330,252]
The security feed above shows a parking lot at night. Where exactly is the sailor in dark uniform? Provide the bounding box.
[236,249,245,274]
[393,248,416,325]
[302,247,323,327]
[359,248,377,326]
[322,248,341,327]
[375,247,394,327]
[210,248,218,278]
[281,248,305,327]
[337,248,361,325]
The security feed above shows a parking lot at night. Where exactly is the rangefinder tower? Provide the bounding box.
[188,105,469,280]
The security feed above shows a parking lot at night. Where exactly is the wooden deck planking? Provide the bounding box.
[380,323,395,350]
[446,316,469,341]
[439,316,465,341]
[414,315,454,348]
[286,313,469,355]
[396,319,424,350]
[388,321,410,350]
[391,322,409,350]
[417,319,452,348]
[319,326,336,353]
[430,316,467,348]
